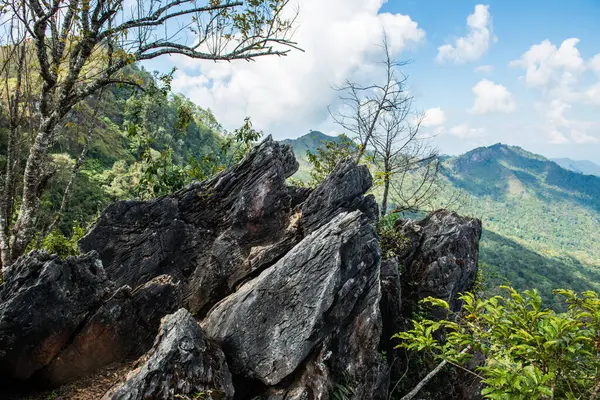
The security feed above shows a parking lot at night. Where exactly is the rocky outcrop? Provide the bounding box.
[385,210,483,400]
[80,138,381,320]
[0,252,180,387]
[0,136,484,400]
[202,210,383,397]
[0,252,111,380]
[104,309,234,400]
[395,209,482,317]
[37,275,180,386]
[80,137,303,317]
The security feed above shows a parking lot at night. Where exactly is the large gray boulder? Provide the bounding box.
[395,209,482,317]
[37,275,180,386]
[80,137,302,316]
[0,252,111,380]
[103,309,234,400]
[202,210,385,398]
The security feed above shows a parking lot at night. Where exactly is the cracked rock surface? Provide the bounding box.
[395,209,482,317]
[103,309,234,400]
[202,210,381,386]
[0,136,482,400]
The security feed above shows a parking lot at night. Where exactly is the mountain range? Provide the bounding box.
[284,132,600,302]
[551,158,600,177]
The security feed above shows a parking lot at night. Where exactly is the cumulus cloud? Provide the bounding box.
[475,64,494,73]
[587,83,600,107]
[536,99,600,144]
[509,38,585,88]
[421,107,446,127]
[436,5,495,64]
[512,38,600,145]
[591,54,600,74]
[470,79,516,114]
[168,0,426,136]
[571,130,600,144]
[449,124,486,139]
[549,130,569,144]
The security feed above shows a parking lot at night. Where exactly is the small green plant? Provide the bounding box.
[394,287,600,399]
[379,350,388,363]
[330,382,355,400]
[46,391,59,400]
[27,222,88,258]
[377,213,408,261]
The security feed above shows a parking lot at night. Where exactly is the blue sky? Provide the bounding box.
[379,0,600,162]
[147,0,600,163]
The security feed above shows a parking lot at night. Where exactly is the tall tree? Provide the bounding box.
[0,0,299,269]
[329,33,409,164]
[329,32,439,216]
[372,97,438,216]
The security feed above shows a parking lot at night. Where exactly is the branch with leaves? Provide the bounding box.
[394,287,600,399]
[0,0,301,268]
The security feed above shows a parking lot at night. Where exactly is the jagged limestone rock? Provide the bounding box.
[37,275,180,386]
[202,210,384,397]
[80,139,379,320]
[0,251,111,380]
[396,209,482,317]
[80,137,302,316]
[103,309,234,400]
[300,159,377,234]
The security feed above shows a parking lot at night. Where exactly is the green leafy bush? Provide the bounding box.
[394,287,600,399]
[32,223,88,258]
[377,213,408,262]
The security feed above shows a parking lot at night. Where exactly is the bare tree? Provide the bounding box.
[329,32,439,216]
[0,0,300,269]
[372,106,439,216]
[329,33,409,164]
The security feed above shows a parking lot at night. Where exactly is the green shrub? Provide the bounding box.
[29,222,88,258]
[394,287,600,399]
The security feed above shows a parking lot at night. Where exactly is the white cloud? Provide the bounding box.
[510,38,585,88]
[549,130,569,144]
[449,124,486,139]
[587,83,600,107]
[571,130,600,144]
[437,5,495,64]
[536,99,600,144]
[511,38,600,146]
[475,64,494,73]
[421,107,446,127]
[470,79,515,114]
[168,0,426,136]
[591,54,600,74]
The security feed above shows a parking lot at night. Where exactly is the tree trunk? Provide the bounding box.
[381,174,391,218]
[9,121,55,263]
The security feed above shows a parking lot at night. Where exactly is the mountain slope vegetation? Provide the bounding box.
[285,133,600,301]
[0,66,225,240]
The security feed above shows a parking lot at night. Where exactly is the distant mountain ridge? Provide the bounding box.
[441,143,600,298]
[283,133,600,300]
[551,158,600,177]
[282,131,344,180]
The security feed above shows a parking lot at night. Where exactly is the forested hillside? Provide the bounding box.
[442,144,600,301]
[285,133,600,302]
[0,65,226,243]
